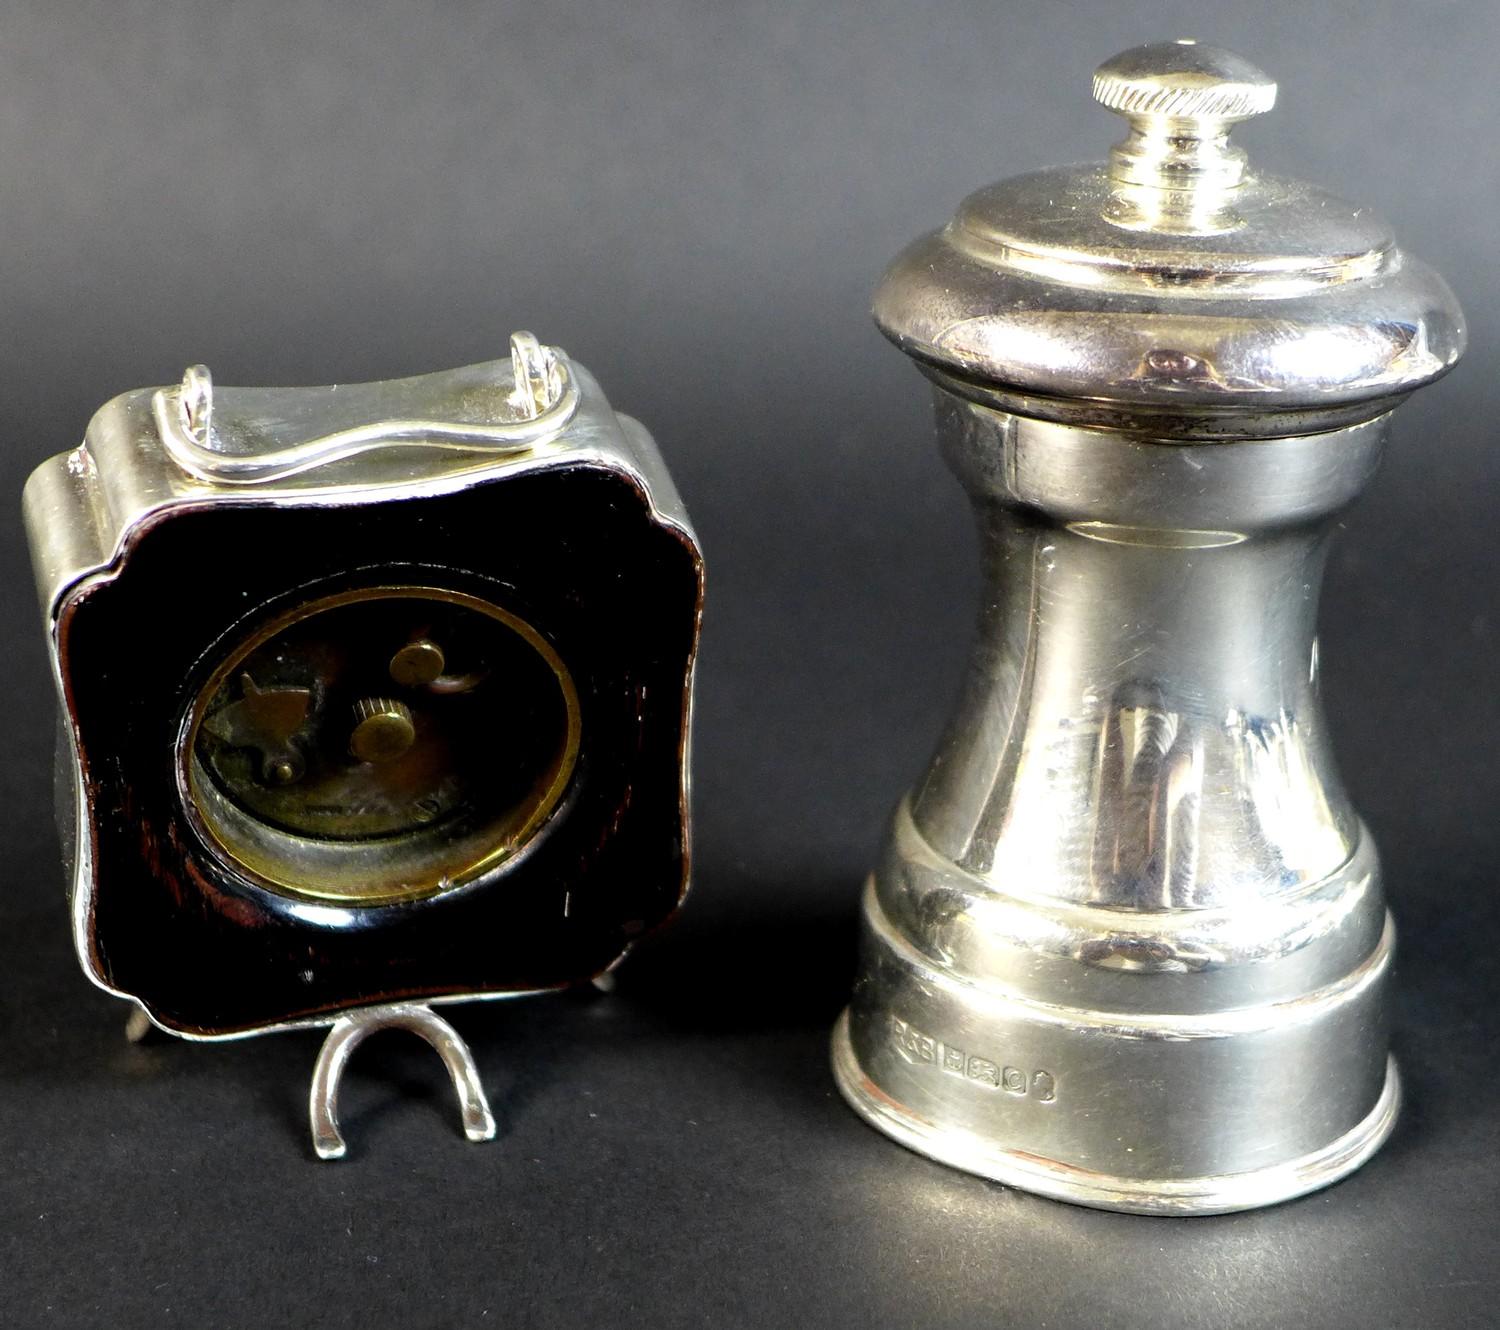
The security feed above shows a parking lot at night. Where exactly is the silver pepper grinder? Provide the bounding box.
[832,40,1464,1215]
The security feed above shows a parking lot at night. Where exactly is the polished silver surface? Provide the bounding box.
[152,333,578,484]
[835,42,1464,1214]
[308,1002,497,1162]
[873,40,1462,438]
[24,332,698,1160]
[23,333,698,1038]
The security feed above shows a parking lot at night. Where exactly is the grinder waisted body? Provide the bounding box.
[832,43,1464,1214]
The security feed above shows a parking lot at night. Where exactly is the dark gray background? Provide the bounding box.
[2,1,1496,1326]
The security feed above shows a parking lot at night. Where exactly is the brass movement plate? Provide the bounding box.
[181,586,581,904]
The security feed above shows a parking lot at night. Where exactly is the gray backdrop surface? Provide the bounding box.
[1,2,1496,1326]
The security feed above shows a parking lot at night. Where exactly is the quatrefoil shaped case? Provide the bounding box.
[24,342,702,1038]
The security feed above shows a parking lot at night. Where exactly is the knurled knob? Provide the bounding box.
[349,697,416,764]
[1093,40,1275,197]
[1093,40,1276,123]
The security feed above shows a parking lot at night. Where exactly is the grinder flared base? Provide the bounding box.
[832,1010,1400,1216]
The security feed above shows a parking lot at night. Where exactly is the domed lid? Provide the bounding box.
[874,40,1464,436]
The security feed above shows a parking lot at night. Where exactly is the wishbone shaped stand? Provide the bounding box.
[308,1002,497,1161]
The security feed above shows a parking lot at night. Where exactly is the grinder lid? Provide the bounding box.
[874,40,1464,435]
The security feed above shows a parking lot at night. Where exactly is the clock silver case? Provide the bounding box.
[23,338,702,1039]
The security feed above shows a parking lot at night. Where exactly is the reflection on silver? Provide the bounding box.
[152,333,578,485]
[835,42,1464,1214]
[308,1003,497,1162]
[25,326,700,1162]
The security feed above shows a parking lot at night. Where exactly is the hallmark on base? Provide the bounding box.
[890,1015,1057,1102]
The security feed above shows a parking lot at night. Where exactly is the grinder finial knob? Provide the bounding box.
[1093,40,1276,193]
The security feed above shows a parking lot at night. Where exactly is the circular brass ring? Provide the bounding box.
[179,585,581,905]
